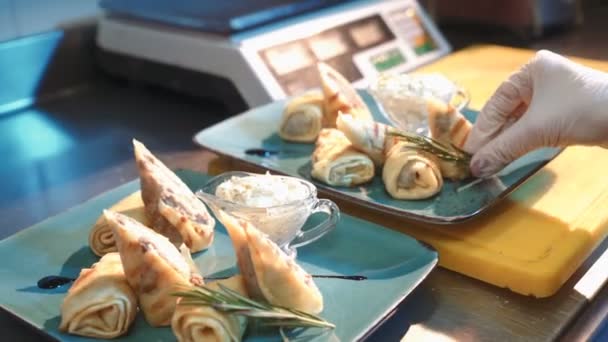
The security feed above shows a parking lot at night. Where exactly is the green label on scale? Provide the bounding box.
[414,40,436,55]
[370,48,406,72]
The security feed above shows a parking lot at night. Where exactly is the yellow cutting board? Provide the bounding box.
[348,46,608,297]
[371,145,608,297]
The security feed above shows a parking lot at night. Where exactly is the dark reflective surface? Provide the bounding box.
[0,81,229,239]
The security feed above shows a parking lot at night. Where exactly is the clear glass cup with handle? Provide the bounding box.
[196,171,339,258]
[368,72,470,136]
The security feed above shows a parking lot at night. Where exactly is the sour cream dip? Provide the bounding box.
[215,172,309,208]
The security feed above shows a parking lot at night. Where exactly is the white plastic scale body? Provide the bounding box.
[97,0,451,108]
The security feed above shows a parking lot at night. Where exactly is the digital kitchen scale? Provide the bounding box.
[96,0,450,114]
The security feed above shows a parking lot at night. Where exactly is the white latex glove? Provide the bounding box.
[463,50,608,177]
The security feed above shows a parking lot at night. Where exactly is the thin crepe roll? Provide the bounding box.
[279,90,324,143]
[218,211,324,314]
[336,113,393,166]
[383,142,443,200]
[105,210,196,327]
[59,253,137,339]
[133,139,215,253]
[437,159,471,181]
[172,276,248,342]
[318,62,373,128]
[311,128,375,187]
[89,191,148,257]
[426,96,472,150]
[426,97,472,180]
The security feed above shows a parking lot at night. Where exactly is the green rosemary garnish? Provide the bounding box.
[386,130,472,164]
[172,284,335,330]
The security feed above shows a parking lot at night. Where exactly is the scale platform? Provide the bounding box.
[97,0,349,34]
[96,0,451,114]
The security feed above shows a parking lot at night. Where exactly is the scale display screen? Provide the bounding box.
[264,42,314,76]
[387,6,437,56]
[259,15,394,96]
[349,20,386,48]
[370,48,407,72]
[255,3,446,98]
[309,31,349,60]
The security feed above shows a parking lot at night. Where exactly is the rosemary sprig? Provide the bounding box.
[172,284,335,330]
[386,130,472,164]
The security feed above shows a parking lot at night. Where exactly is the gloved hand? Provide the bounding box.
[463,50,608,177]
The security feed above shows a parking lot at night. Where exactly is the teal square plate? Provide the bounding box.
[0,170,438,341]
[194,90,561,224]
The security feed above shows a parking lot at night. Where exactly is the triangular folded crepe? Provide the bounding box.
[217,211,324,314]
[105,210,198,327]
[318,62,373,128]
[426,96,472,149]
[425,98,472,180]
[133,139,215,252]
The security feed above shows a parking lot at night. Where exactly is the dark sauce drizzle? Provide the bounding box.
[206,274,367,281]
[311,275,367,281]
[244,148,279,157]
[37,274,366,289]
[37,276,76,289]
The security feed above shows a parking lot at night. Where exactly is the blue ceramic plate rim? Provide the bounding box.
[0,170,438,341]
[193,90,561,225]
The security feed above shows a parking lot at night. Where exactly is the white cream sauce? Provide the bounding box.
[214,173,313,247]
[215,172,309,208]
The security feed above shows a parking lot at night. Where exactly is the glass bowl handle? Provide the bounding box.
[288,199,340,250]
[451,87,471,112]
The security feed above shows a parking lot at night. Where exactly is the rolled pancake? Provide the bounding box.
[59,253,137,338]
[89,191,148,257]
[383,142,443,200]
[311,128,375,187]
[105,210,196,327]
[426,97,472,180]
[335,113,395,166]
[279,90,324,143]
[437,159,471,181]
[426,96,472,150]
[172,276,248,342]
[218,211,324,314]
[318,62,373,128]
[133,139,215,252]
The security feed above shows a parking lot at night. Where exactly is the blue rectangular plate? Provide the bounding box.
[0,170,438,341]
[194,90,561,224]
